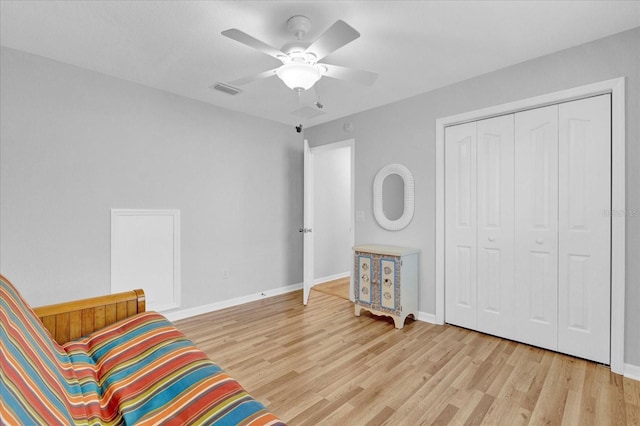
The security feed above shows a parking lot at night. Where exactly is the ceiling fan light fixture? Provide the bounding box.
[276,63,322,91]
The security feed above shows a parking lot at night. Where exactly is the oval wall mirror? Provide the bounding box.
[382,173,404,220]
[373,164,415,231]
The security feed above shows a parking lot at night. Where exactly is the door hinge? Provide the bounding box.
[299,227,312,233]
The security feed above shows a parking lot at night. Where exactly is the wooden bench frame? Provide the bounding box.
[34,289,146,345]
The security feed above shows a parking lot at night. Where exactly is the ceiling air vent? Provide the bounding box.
[211,82,243,96]
[291,106,326,119]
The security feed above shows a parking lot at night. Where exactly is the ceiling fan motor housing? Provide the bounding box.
[281,41,312,60]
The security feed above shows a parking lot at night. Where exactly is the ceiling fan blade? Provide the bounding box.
[228,67,279,86]
[222,29,286,61]
[321,64,378,86]
[305,20,360,61]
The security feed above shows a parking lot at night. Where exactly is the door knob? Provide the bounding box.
[536,238,544,244]
[488,236,496,242]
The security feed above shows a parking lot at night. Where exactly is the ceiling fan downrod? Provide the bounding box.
[287,15,312,41]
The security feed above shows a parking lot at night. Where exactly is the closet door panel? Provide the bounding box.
[445,122,477,329]
[558,94,611,364]
[476,115,515,339]
[514,105,559,351]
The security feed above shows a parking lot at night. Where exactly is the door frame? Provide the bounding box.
[435,77,626,374]
[303,138,355,304]
[303,140,313,305]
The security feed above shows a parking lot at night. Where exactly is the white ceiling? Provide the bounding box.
[1,1,638,127]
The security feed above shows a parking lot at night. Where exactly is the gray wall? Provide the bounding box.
[0,47,303,308]
[305,28,640,366]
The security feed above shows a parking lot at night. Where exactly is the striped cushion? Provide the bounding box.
[1,275,284,425]
[1,274,86,424]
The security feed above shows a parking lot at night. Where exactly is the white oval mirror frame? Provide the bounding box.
[373,164,415,231]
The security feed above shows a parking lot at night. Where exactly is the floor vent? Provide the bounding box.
[211,82,243,96]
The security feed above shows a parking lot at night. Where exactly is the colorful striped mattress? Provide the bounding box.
[0,275,285,425]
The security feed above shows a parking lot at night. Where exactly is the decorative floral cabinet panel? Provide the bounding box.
[353,244,420,329]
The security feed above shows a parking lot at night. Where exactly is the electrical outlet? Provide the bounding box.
[223,269,229,279]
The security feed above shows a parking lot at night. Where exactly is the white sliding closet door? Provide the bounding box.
[476,115,515,339]
[514,105,559,350]
[558,94,611,364]
[445,122,477,329]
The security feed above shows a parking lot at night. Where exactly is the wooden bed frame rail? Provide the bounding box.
[34,289,146,345]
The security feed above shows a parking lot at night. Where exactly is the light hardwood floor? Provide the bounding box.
[175,290,640,425]
[312,276,351,300]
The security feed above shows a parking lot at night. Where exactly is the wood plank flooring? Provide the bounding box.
[174,290,640,425]
[312,277,351,300]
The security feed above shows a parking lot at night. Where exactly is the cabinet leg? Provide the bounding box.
[393,316,405,329]
[354,305,362,317]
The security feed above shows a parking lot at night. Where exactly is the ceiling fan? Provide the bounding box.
[221,15,378,92]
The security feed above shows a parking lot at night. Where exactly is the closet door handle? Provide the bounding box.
[536,238,544,244]
[488,236,496,242]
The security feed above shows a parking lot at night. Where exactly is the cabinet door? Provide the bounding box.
[357,255,372,304]
[445,122,477,329]
[514,104,559,351]
[380,258,396,310]
[558,94,611,364]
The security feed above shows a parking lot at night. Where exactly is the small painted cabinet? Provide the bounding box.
[353,244,419,329]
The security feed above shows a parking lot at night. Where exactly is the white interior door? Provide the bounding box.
[514,105,559,350]
[476,115,515,339]
[445,121,477,329]
[302,139,314,305]
[558,94,611,364]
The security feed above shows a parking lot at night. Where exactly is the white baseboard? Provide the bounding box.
[417,311,437,324]
[313,272,350,285]
[162,282,303,323]
[624,363,640,381]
